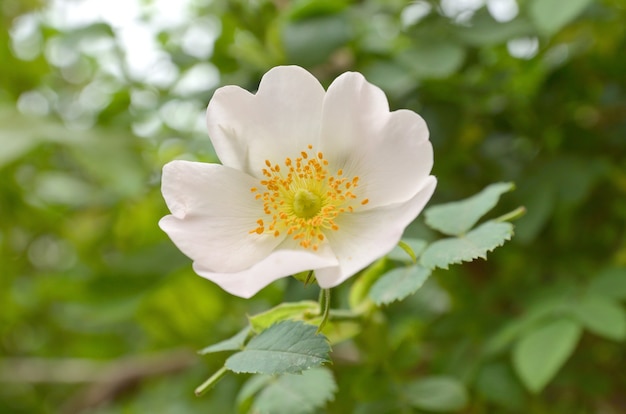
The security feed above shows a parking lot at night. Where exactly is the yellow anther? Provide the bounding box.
[250,145,367,250]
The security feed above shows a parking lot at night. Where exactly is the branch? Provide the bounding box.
[0,348,198,413]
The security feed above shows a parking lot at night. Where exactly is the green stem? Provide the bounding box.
[495,206,527,222]
[317,288,331,333]
[398,240,417,263]
[328,308,363,320]
[194,366,228,397]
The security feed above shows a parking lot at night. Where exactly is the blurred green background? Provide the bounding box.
[1,0,625,412]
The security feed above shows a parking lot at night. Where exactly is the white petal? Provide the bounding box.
[319,72,433,208]
[345,109,433,208]
[315,176,437,288]
[206,66,325,177]
[159,160,283,273]
[318,71,390,168]
[193,246,338,299]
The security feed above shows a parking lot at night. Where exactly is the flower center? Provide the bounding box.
[292,189,322,219]
[250,144,369,251]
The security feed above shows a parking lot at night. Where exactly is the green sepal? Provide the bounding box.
[249,301,320,333]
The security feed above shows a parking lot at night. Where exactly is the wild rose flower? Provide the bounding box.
[159,66,436,298]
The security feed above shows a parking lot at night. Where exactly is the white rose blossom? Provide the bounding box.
[159,66,436,298]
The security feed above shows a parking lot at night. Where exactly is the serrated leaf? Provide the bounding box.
[420,221,513,270]
[513,318,582,393]
[369,265,431,305]
[248,367,338,414]
[528,0,592,36]
[588,267,626,300]
[225,321,330,375]
[249,301,319,333]
[236,375,273,411]
[405,376,469,412]
[575,294,626,341]
[198,326,251,354]
[424,182,514,236]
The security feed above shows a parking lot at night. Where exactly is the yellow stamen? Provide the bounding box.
[249,145,368,250]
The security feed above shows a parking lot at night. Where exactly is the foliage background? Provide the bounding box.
[1,0,625,412]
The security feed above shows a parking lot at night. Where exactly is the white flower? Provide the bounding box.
[159,66,436,298]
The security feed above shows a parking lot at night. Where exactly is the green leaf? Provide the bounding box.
[528,0,593,36]
[283,14,352,66]
[574,294,626,341]
[229,30,277,70]
[397,40,466,79]
[236,375,273,411]
[420,221,514,270]
[513,318,582,393]
[362,61,416,99]
[405,376,469,412]
[0,107,64,168]
[588,267,626,300]
[247,367,338,414]
[424,182,514,236]
[249,301,319,333]
[369,265,431,305]
[287,0,349,20]
[455,11,535,47]
[198,326,251,354]
[33,172,99,207]
[475,363,526,411]
[225,321,330,375]
[484,295,574,356]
